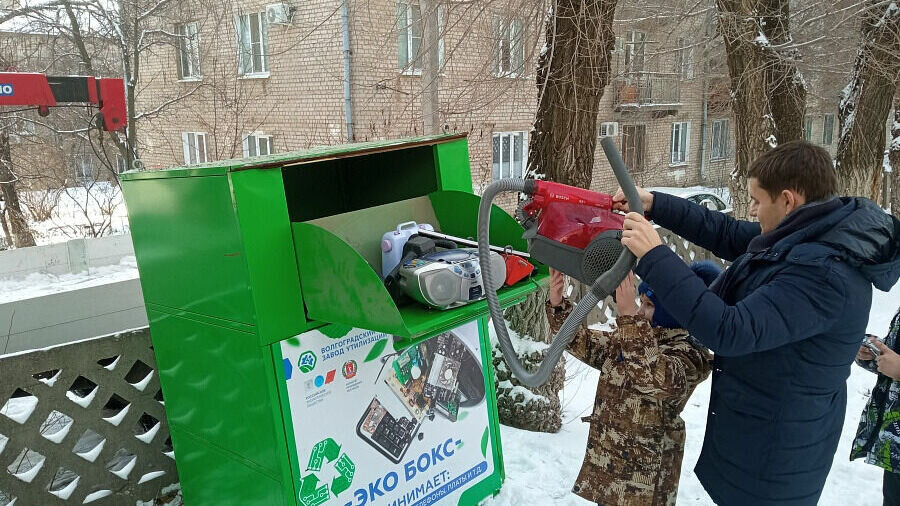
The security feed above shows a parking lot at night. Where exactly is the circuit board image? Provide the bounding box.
[385,341,431,420]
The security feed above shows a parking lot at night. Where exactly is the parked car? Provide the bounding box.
[646,186,733,215]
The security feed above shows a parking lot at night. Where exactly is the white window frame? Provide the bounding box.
[236,12,269,77]
[822,113,834,145]
[397,3,444,75]
[176,21,202,80]
[670,121,690,165]
[710,119,730,160]
[493,16,525,77]
[624,30,646,74]
[675,37,694,79]
[243,132,274,157]
[182,132,208,165]
[492,131,527,181]
[599,121,618,137]
[115,154,128,174]
[73,154,94,181]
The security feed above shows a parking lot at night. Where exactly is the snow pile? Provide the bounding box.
[487,282,899,505]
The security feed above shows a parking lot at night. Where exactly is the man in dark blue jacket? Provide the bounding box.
[613,140,900,505]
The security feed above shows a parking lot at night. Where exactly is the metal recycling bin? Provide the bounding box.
[120,134,547,506]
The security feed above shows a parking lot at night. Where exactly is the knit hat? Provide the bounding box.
[637,260,722,329]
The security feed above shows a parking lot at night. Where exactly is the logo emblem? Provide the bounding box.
[299,438,355,506]
[0,84,13,96]
[298,351,317,373]
[342,360,357,379]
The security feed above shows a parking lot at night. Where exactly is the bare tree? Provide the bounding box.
[835,0,899,198]
[0,126,36,247]
[890,94,899,218]
[496,0,621,434]
[716,0,807,218]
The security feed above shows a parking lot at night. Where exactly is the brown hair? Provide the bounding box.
[747,140,837,202]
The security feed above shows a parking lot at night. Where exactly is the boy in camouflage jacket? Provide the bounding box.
[547,263,718,506]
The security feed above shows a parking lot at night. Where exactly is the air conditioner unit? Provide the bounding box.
[266,3,292,25]
[599,121,619,137]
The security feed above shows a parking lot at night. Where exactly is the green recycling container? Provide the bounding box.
[121,134,547,506]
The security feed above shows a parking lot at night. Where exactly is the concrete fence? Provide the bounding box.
[0,235,134,280]
[0,328,178,506]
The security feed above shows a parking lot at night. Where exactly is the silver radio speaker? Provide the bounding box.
[397,249,506,309]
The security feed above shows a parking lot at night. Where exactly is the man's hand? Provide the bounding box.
[549,268,565,307]
[615,271,638,316]
[873,340,900,380]
[622,212,663,259]
[612,186,654,214]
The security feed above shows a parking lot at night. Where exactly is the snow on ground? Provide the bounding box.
[488,282,899,506]
[0,255,138,304]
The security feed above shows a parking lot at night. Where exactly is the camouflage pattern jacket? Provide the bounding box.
[851,307,900,472]
[547,302,712,506]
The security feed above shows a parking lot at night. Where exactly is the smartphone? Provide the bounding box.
[356,397,420,464]
[863,334,881,357]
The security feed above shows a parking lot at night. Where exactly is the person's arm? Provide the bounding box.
[648,192,761,262]
[611,318,712,399]
[635,245,846,357]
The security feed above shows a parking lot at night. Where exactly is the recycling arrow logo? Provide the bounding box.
[299,438,356,506]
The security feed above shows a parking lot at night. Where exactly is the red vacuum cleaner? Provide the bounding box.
[477,137,642,387]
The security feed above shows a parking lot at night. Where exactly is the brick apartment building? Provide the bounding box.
[135,0,845,198]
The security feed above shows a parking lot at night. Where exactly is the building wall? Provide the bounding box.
[135,0,850,205]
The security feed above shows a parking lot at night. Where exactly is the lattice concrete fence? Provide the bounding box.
[0,328,178,505]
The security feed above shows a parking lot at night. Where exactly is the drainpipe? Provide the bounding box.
[342,0,354,141]
[700,78,708,183]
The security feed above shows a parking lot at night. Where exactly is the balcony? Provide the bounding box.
[613,72,681,109]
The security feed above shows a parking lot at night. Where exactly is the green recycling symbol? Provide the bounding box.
[299,438,356,506]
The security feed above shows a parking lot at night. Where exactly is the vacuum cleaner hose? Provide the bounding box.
[477,136,643,387]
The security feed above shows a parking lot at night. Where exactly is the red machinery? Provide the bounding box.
[0,72,127,132]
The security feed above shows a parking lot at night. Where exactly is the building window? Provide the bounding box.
[621,124,646,172]
[492,132,527,180]
[670,121,690,165]
[74,154,94,181]
[182,132,208,165]
[822,113,834,145]
[236,12,268,76]
[803,116,813,141]
[176,22,201,80]
[624,31,646,74]
[243,133,273,157]
[397,3,444,73]
[710,119,730,160]
[116,155,128,174]
[493,16,524,76]
[675,37,693,79]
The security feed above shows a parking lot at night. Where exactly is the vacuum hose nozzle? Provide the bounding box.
[478,136,643,387]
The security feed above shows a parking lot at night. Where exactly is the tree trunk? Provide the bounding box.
[497,0,619,433]
[761,0,806,145]
[836,1,900,199]
[890,95,899,219]
[0,129,36,248]
[717,0,776,219]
